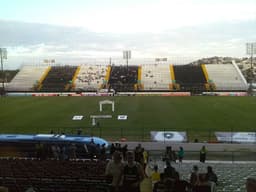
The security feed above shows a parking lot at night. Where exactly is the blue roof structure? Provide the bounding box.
[0,134,109,147]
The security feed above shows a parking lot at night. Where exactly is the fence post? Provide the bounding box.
[120,127,123,139]
[208,129,211,142]
[142,126,144,142]
[186,128,189,143]
[255,130,256,144]
[164,127,165,144]
[231,127,233,144]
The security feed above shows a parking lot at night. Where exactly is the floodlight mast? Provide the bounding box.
[246,43,256,94]
[123,50,131,69]
[0,48,7,93]
[246,43,256,69]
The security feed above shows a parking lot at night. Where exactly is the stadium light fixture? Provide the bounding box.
[0,48,7,93]
[155,58,168,64]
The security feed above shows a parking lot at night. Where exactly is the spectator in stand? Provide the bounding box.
[190,165,200,187]
[122,144,128,160]
[165,146,177,163]
[173,173,190,192]
[105,151,124,192]
[68,143,77,160]
[51,144,60,160]
[142,148,149,169]
[193,174,215,192]
[134,143,143,163]
[153,173,166,192]
[25,186,38,192]
[77,128,82,135]
[110,143,116,156]
[121,151,144,192]
[199,146,207,163]
[165,178,175,192]
[164,161,179,181]
[163,161,180,192]
[151,165,161,188]
[88,138,98,159]
[246,178,256,192]
[60,144,68,160]
[164,146,170,162]
[178,146,184,163]
[206,166,218,184]
[100,143,106,160]
[95,144,101,158]
[35,142,45,160]
[0,186,8,192]
[115,143,122,152]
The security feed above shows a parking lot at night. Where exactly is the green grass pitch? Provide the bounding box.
[0,96,255,142]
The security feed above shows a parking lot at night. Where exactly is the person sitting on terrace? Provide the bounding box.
[206,166,218,184]
[246,178,256,192]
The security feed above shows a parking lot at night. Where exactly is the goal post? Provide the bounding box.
[99,100,115,112]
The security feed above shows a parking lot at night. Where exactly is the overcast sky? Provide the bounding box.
[1,0,256,69]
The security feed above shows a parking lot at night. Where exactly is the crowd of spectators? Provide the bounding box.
[105,143,219,192]
[0,142,255,192]
[108,66,138,92]
[32,139,107,161]
[76,65,107,91]
[173,65,207,92]
[34,142,87,160]
[106,143,149,191]
[40,66,77,91]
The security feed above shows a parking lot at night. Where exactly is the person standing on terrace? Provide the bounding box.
[199,146,207,163]
[178,146,184,163]
[105,151,124,192]
[121,151,144,192]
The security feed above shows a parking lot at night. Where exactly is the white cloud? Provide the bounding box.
[49,0,256,33]
[1,18,256,69]
[1,0,255,34]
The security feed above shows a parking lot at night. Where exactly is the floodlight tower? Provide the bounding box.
[123,50,131,69]
[246,43,256,93]
[246,43,256,69]
[0,48,7,93]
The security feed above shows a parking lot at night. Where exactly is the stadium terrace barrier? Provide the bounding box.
[6,91,249,97]
[6,92,192,96]
[116,92,191,96]
[6,92,113,96]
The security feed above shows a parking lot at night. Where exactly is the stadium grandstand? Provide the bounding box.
[6,62,248,94]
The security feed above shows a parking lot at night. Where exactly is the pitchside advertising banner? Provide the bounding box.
[151,131,187,142]
[215,132,256,143]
